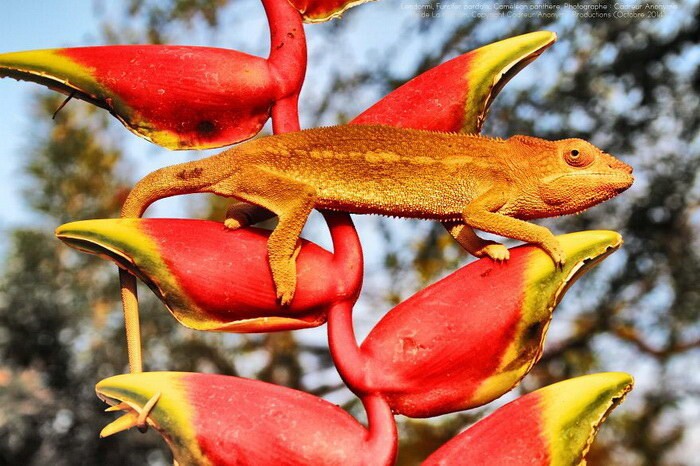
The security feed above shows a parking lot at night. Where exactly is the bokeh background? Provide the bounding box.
[0,0,698,464]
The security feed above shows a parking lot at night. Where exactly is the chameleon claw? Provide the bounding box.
[136,391,161,433]
[274,274,296,307]
[273,247,302,306]
[556,257,566,270]
[550,250,566,270]
[277,289,295,307]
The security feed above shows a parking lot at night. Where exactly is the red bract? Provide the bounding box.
[423,372,634,465]
[0,0,306,149]
[353,31,556,133]
[96,372,397,466]
[55,213,361,332]
[329,231,622,417]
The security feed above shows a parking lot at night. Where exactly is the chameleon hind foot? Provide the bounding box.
[271,242,302,306]
[476,243,510,262]
[272,258,297,306]
[224,203,257,230]
[224,217,245,230]
[224,203,274,230]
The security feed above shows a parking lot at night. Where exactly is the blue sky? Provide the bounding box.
[0,2,100,229]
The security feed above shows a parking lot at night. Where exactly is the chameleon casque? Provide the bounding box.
[122,124,634,304]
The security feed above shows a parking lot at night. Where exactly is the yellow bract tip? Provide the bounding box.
[100,411,139,438]
[541,372,634,464]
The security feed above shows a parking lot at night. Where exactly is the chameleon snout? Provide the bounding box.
[607,156,633,175]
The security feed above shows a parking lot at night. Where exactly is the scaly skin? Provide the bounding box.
[122,125,634,304]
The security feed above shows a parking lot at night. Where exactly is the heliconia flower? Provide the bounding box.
[55,213,362,332]
[329,231,622,418]
[353,31,556,134]
[289,0,375,22]
[423,372,634,466]
[96,371,397,466]
[0,0,306,149]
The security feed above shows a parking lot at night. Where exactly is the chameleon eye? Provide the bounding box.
[565,148,592,167]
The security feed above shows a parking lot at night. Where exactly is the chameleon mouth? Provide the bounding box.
[545,172,634,186]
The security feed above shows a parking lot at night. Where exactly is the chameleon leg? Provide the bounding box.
[224,203,275,230]
[462,191,565,266]
[212,168,316,305]
[442,221,510,261]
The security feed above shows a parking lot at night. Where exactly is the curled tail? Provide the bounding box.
[121,160,216,218]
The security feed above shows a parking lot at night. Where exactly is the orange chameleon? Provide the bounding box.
[122,125,634,304]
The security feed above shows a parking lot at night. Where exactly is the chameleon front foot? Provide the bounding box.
[475,243,510,262]
[540,238,566,269]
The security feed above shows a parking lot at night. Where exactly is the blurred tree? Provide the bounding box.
[0,95,170,464]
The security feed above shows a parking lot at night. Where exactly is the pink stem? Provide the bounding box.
[263,0,307,102]
[323,211,363,297]
[327,300,367,393]
[362,395,398,466]
[271,95,301,133]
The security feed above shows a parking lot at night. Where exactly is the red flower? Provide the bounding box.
[97,371,397,466]
[330,231,623,417]
[0,0,306,149]
[423,372,634,465]
[353,31,556,133]
[56,213,361,332]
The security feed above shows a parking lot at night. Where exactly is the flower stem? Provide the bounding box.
[119,268,142,373]
[362,394,397,466]
[327,300,366,392]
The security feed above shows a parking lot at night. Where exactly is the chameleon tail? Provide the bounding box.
[121,160,214,218]
[118,159,216,373]
[119,268,142,373]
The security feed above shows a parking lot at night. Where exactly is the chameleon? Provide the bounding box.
[122,124,634,305]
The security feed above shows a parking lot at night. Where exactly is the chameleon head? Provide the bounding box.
[534,138,634,216]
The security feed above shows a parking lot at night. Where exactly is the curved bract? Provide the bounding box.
[0,0,306,150]
[96,372,396,466]
[55,214,362,332]
[333,231,622,417]
[0,46,278,150]
[353,31,556,133]
[423,372,634,466]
